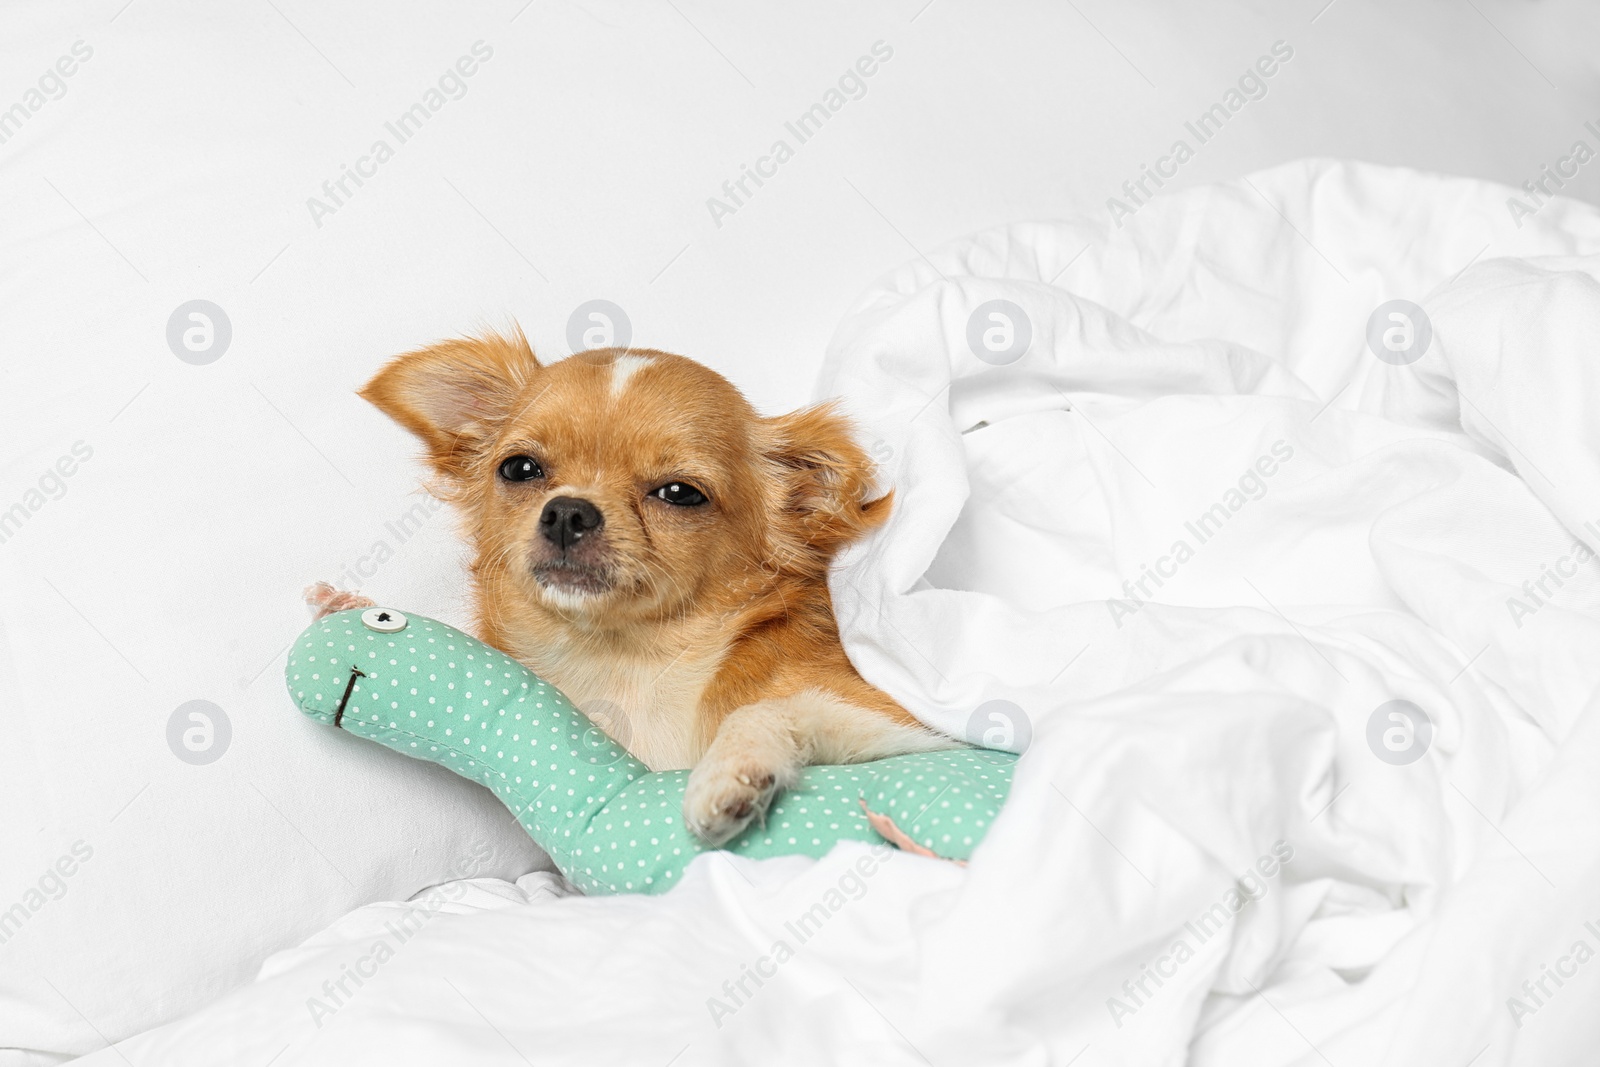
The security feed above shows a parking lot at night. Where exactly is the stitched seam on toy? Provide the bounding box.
[332,666,366,728]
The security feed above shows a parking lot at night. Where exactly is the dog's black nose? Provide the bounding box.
[539,496,604,550]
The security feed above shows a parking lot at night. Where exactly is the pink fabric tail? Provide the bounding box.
[858,797,967,866]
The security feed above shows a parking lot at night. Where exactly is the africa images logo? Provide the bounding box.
[1106,840,1295,1028]
[306,41,494,228]
[705,41,894,228]
[1106,40,1294,228]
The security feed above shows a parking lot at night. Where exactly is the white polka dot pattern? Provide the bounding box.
[286,609,1016,894]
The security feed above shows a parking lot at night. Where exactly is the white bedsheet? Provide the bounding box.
[11,1,1600,1060]
[76,159,1600,1066]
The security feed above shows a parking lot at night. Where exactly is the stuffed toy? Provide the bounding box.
[286,595,1016,894]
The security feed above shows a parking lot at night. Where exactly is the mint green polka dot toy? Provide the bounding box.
[286,607,1016,894]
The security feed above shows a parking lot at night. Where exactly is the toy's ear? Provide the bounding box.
[761,401,891,568]
[360,328,541,480]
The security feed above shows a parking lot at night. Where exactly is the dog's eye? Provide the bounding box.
[652,482,707,506]
[498,455,544,482]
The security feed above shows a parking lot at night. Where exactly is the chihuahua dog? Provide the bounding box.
[361,329,951,844]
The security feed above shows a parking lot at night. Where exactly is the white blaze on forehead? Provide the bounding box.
[609,354,653,397]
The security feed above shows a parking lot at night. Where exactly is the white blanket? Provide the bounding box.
[80,160,1600,1066]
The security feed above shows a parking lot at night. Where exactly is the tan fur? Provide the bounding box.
[360,329,953,844]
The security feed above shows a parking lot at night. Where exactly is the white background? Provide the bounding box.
[4,0,1600,1062]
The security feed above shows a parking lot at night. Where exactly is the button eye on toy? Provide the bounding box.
[360,607,407,633]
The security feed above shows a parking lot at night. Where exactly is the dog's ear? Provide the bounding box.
[360,328,540,480]
[761,401,891,567]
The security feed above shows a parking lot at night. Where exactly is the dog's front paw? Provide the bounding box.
[683,760,781,846]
